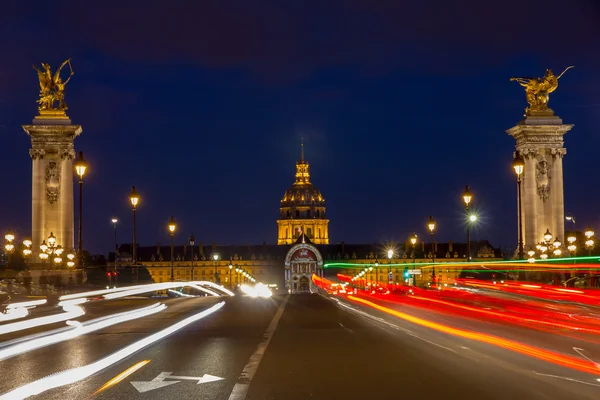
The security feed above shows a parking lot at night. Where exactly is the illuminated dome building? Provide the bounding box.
[277,142,329,245]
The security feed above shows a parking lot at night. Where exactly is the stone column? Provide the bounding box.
[29,149,46,259]
[522,151,538,248]
[60,149,76,251]
[551,149,566,242]
[507,113,572,258]
[23,116,82,268]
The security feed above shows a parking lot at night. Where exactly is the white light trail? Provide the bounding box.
[167,289,195,297]
[5,299,47,309]
[0,301,225,399]
[0,307,29,323]
[192,281,235,296]
[0,305,85,336]
[0,303,165,362]
[187,284,220,297]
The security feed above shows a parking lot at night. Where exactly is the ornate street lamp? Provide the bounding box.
[427,216,436,281]
[129,186,140,283]
[527,247,536,263]
[585,227,595,256]
[67,252,76,268]
[463,185,474,262]
[4,231,15,269]
[410,233,417,264]
[111,218,118,256]
[168,216,176,281]
[512,152,525,260]
[543,229,553,244]
[74,151,87,265]
[229,259,233,289]
[189,233,195,281]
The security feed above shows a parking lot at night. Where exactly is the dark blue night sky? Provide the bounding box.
[1,0,599,255]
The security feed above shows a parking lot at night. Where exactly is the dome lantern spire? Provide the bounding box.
[295,139,310,184]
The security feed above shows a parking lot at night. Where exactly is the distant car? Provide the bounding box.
[562,275,600,289]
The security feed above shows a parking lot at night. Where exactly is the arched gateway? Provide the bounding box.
[284,236,323,294]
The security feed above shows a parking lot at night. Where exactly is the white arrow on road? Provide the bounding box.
[131,372,224,393]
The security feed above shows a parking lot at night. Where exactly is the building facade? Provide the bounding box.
[113,144,502,292]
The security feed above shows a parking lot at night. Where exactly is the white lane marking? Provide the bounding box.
[533,372,600,387]
[331,296,458,354]
[339,322,354,333]
[0,302,225,399]
[228,295,289,400]
[572,347,600,367]
[131,372,224,392]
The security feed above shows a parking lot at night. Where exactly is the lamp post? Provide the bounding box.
[567,234,576,264]
[22,238,32,268]
[512,153,525,260]
[552,237,562,257]
[4,231,15,269]
[410,233,417,286]
[374,258,379,286]
[168,217,176,281]
[229,260,233,289]
[111,218,118,256]
[189,233,195,281]
[387,249,393,285]
[428,216,436,282]
[212,253,219,284]
[74,151,87,266]
[129,186,140,283]
[462,185,473,262]
[566,214,576,228]
[585,227,595,256]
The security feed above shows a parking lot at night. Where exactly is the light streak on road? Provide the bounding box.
[0,307,29,323]
[347,295,600,376]
[0,303,165,361]
[5,299,47,309]
[0,299,48,323]
[167,289,196,297]
[190,281,235,296]
[187,284,220,297]
[0,305,85,336]
[92,359,151,395]
[403,294,600,335]
[0,301,225,399]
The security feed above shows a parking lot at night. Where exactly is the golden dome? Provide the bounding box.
[281,182,325,207]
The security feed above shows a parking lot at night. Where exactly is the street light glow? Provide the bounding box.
[168,216,176,234]
[469,214,477,222]
[74,151,88,179]
[129,186,140,208]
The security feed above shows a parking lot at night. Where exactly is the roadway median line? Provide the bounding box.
[228,295,289,400]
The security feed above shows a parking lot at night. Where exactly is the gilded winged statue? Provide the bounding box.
[32,59,74,112]
[510,66,573,114]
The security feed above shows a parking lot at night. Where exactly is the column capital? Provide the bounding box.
[551,148,566,159]
[59,149,76,160]
[29,149,46,160]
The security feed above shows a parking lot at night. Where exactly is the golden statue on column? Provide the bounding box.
[510,66,573,115]
[32,59,74,116]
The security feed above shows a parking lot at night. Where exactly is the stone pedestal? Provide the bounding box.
[22,113,82,260]
[507,112,572,249]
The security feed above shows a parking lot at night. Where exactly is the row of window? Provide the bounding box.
[282,209,326,218]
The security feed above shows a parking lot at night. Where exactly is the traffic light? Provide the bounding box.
[403,267,409,279]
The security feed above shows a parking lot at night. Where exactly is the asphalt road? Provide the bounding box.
[1,292,599,399]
